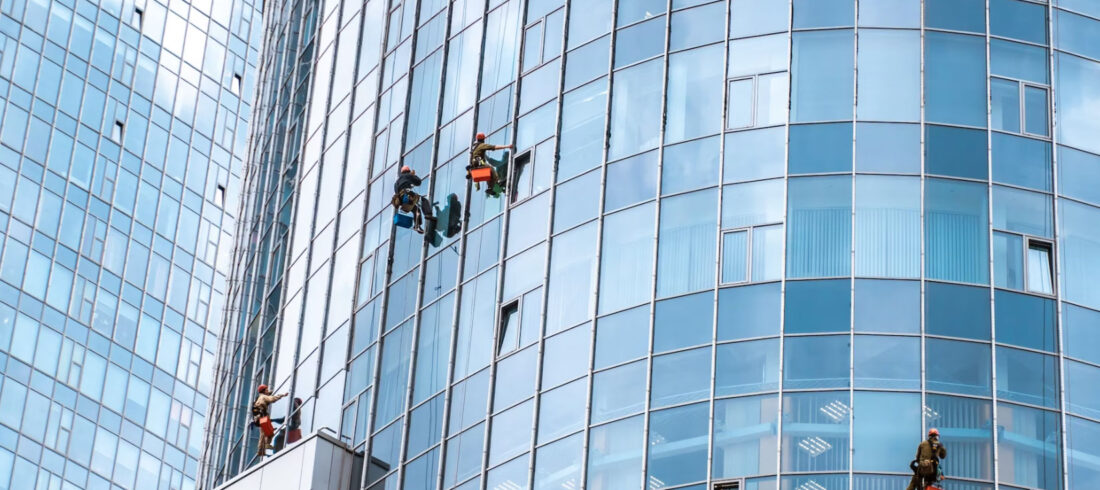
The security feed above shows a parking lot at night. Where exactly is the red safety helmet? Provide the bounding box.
[400,166,412,173]
[928,428,939,437]
[257,384,268,393]
[475,132,486,141]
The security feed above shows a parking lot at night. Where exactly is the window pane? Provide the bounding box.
[662,136,720,195]
[538,379,586,443]
[992,78,1021,132]
[542,325,590,389]
[730,0,789,38]
[618,0,665,26]
[490,401,533,465]
[651,347,711,408]
[791,29,854,122]
[728,33,789,77]
[599,203,656,314]
[666,45,724,143]
[547,222,597,332]
[591,360,646,423]
[854,336,919,390]
[670,3,724,51]
[657,189,717,297]
[487,455,527,490]
[993,186,1053,238]
[996,290,1056,352]
[534,433,582,490]
[857,29,919,121]
[1068,416,1100,489]
[722,231,748,284]
[855,175,920,278]
[781,391,850,472]
[859,0,920,28]
[789,123,853,174]
[856,123,920,173]
[716,338,780,396]
[1024,86,1049,136]
[1067,360,1100,420]
[1056,52,1100,155]
[926,124,988,180]
[926,281,991,340]
[713,395,779,479]
[787,176,852,278]
[926,178,989,284]
[785,280,850,334]
[757,72,788,127]
[614,16,665,68]
[1059,199,1100,310]
[991,0,1047,44]
[853,392,920,472]
[724,128,786,183]
[991,39,1049,84]
[587,416,643,489]
[1027,244,1054,295]
[494,346,537,411]
[717,283,781,341]
[553,170,600,233]
[1065,304,1100,366]
[595,306,648,369]
[610,59,662,159]
[854,279,920,333]
[605,150,658,211]
[376,323,414,425]
[752,224,784,282]
[565,36,610,90]
[997,403,1062,490]
[450,369,489,434]
[559,79,608,180]
[926,0,985,32]
[727,78,754,129]
[926,338,992,396]
[784,335,850,389]
[655,292,713,353]
[793,0,854,28]
[567,0,611,48]
[993,133,1052,191]
[723,179,785,229]
[997,346,1059,408]
[926,32,987,127]
[925,394,994,480]
[648,403,709,487]
[994,231,1025,290]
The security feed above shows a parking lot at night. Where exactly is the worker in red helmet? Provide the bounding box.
[392,165,425,233]
[907,428,947,490]
[252,384,288,457]
[468,132,513,192]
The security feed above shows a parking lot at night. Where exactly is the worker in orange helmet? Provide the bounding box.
[907,428,947,490]
[392,165,425,233]
[468,132,513,193]
[252,384,288,457]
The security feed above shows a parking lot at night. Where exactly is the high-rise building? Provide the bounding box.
[204,0,1100,489]
[0,0,261,488]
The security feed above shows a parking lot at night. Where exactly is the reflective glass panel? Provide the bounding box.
[609,59,663,159]
[926,125,988,180]
[1059,199,1100,310]
[546,222,597,333]
[996,346,1059,409]
[925,395,994,480]
[489,400,532,466]
[858,29,920,121]
[1064,304,1100,366]
[994,231,1025,290]
[793,0,853,28]
[784,335,850,389]
[1066,360,1100,420]
[670,3,724,51]
[718,283,782,341]
[859,0,920,28]
[926,32,987,127]
[995,290,1056,352]
[655,292,713,352]
[991,39,1049,84]
[785,280,850,334]
[667,45,724,143]
[587,416,643,489]
[614,17,665,68]
[1068,416,1100,490]
[926,339,992,396]
[716,338,780,396]
[651,347,711,408]
[724,127,787,183]
[722,231,748,284]
[993,186,1054,238]
[854,335,920,390]
[730,0,789,38]
[1025,85,1049,137]
[787,176,852,278]
[992,77,1021,133]
[538,379,586,443]
[728,34,789,78]
[595,305,649,369]
[993,133,1052,191]
[781,391,850,472]
[565,36,609,89]
[925,281,991,340]
[559,79,608,180]
[856,123,921,174]
[791,29,854,122]
[926,0,985,32]
[591,360,646,423]
[657,189,718,297]
[853,392,920,472]
[662,136,720,195]
[854,279,920,333]
[997,403,1062,490]
[855,175,920,278]
[753,224,785,282]
[598,203,656,314]
[649,403,709,487]
[713,394,780,479]
[722,179,785,229]
[990,0,1047,44]
[925,179,989,284]
[1056,52,1100,155]
[606,150,659,211]
[534,433,582,490]
[1058,145,1100,205]
[789,123,853,174]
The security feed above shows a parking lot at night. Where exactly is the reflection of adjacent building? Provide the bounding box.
[202,0,1100,489]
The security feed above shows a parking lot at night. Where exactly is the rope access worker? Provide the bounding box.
[907,428,947,490]
[468,132,513,192]
[252,385,288,457]
[392,166,425,233]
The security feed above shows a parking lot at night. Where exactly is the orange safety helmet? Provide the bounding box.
[928,428,939,437]
[257,384,268,393]
[400,165,412,173]
[475,132,486,141]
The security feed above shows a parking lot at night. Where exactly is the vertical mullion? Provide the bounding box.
[985,0,1004,487]
[773,0,795,486]
[849,1,860,488]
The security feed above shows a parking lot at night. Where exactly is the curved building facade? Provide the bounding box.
[203,0,1100,489]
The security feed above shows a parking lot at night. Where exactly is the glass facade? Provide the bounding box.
[0,0,261,489]
[204,0,1100,489]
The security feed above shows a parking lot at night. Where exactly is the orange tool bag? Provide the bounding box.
[470,166,493,183]
[258,416,275,437]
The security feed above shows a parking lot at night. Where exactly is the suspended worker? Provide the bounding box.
[468,132,514,192]
[907,428,947,490]
[252,385,288,457]
[392,166,425,233]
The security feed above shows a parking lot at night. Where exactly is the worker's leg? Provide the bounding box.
[257,433,269,457]
[905,474,920,490]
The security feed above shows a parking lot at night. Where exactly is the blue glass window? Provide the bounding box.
[787,176,852,278]
[926,339,992,396]
[991,39,1049,84]
[559,79,608,180]
[859,0,920,28]
[855,175,920,278]
[666,45,724,143]
[657,189,717,297]
[724,128,786,183]
[534,433,582,489]
[449,370,489,435]
[1056,9,1100,61]
[618,0,664,26]
[1056,52,1100,155]
[993,186,1054,238]
[715,338,779,396]
[926,32,987,127]
[926,281,991,340]
[991,0,1047,44]
[858,29,920,122]
[856,123,920,174]
[599,203,656,314]
[591,360,646,423]
[995,290,1056,352]
[553,170,600,233]
[567,0,611,48]
[926,179,989,284]
[793,0,854,28]
[376,323,413,425]
[670,3,724,51]
[609,59,662,159]
[405,449,440,490]
[854,279,920,333]
[728,33,788,78]
[729,0,788,38]
[854,336,920,390]
[546,222,597,333]
[565,36,609,91]
[853,392,920,472]
[997,403,1062,490]
[1065,304,1100,366]
[713,395,779,478]
[614,17,665,68]
[785,280,850,334]
[445,424,485,488]
[924,395,994,480]
[595,305,648,369]
[648,403,709,487]
[1068,416,1100,490]
[752,224,785,282]
[606,151,658,211]
[791,29,854,122]
[651,347,711,408]
[408,395,445,458]
[992,77,1022,132]
[925,125,988,180]
[789,123,853,174]
[1066,360,1100,420]
[997,346,1059,409]
[538,378,586,443]
[781,391,850,472]
[542,325,591,389]
[1059,199,1100,310]
[1025,85,1049,136]
[722,179,785,229]
[994,231,1025,290]
[586,416,643,489]
[722,230,748,283]
[655,292,713,352]
[993,133,1052,191]
[717,283,781,341]
[926,0,985,32]
[494,346,537,410]
[662,137,719,195]
[784,335,850,389]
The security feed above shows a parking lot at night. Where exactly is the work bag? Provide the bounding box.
[258,416,275,437]
[918,459,936,477]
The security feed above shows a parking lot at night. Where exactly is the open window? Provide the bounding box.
[1026,240,1053,295]
[112,120,124,142]
[132,7,144,29]
[498,301,520,355]
[231,73,243,96]
[497,288,542,356]
[215,184,227,207]
[510,150,532,203]
[714,480,742,490]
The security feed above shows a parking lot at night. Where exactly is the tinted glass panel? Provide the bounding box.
[791,30,854,122]
[787,176,852,278]
[1066,360,1100,420]
[1056,52,1100,155]
[857,29,920,122]
[993,186,1054,238]
[534,433,582,489]
[854,335,920,390]
[730,0,789,38]
[856,123,920,173]
[614,17,665,68]
[926,339,992,396]
[781,391,850,472]
[722,179,785,228]
[591,361,646,423]
[926,125,988,180]
[586,416,643,489]
[990,0,1047,44]
[784,280,850,334]
[654,292,713,352]
[991,39,1049,84]
[859,0,920,27]
[926,179,989,285]
[926,0,985,32]
[1064,304,1100,365]
[996,346,1059,409]
[718,283,781,341]
[666,45,724,142]
[595,306,648,369]
[605,151,658,211]
[853,392,920,472]
[716,338,780,396]
[925,281,991,340]
[1059,199,1100,311]
[997,403,1062,490]
[670,3,724,51]
[724,127,786,183]
[537,379,587,443]
[489,401,533,465]
[713,395,780,479]
[789,123,853,174]
[662,137,719,195]
[793,0,854,28]
[855,175,920,278]
[598,204,656,314]
[993,133,1052,191]
[854,279,920,333]
[783,335,850,389]
[648,403,709,487]
[925,395,994,480]
[926,32,987,127]
[995,290,1056,352]
[610,59,663,160]
[651,347,711,408]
